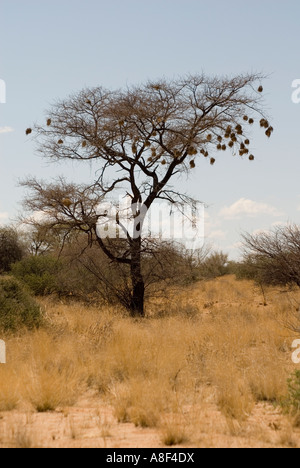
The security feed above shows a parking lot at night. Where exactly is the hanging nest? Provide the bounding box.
[26,128,32,135]
[240,143,245,150]
[217,144,222,150]
[132,144,137,154]
[249,155,255,161]
[62,198,72,208]
[224,133,230,139]
[47,119,51,126]
[145,141,151,147]
[206,134,212,142]
[58,139,64,145]
[210,158,216,166]
[248,118,254,125]
[148,157,153,162]
[226,125,232,133]
[258,86,263,93]
[188,147,197,156]
[265,129,272,138]
[161,159,167,165]
[190,160,196,169]
[204,151,209,157]
[82,141,87,148]
[222,145,226,151]
[86,100,92,105]
[244,139,250,145]
[243,116,249,121]
[260,119,269,129]
[118,120,125,126]
[217,136,222,142]
[152,131,157,137]
[228,141,234,148]
[174,150,181,158]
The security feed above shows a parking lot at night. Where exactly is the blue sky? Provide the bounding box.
[1,0,300,258]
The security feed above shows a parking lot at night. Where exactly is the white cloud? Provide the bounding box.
[208,229,227,240]
[0,126,14,134]
[220,198,282,220]
[252,228,270,236]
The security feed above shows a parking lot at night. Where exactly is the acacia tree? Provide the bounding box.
[22,74,272,316]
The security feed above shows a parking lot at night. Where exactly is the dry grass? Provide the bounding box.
[0,276,299,447]
[160,414,190,446]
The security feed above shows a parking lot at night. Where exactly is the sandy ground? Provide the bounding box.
[0,390,298,448]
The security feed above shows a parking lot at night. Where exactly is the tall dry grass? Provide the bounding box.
[0,276,298,447]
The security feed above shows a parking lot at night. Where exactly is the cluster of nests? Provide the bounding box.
[260,119,274,138]
[200,122,255,163]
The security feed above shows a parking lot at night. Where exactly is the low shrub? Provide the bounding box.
[281,371,300,414]
[11,255,61,296]
[0,276,43,331]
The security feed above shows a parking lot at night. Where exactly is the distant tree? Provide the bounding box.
[0,227,24,273]
[199,251,229,279]
[242,225,300,288]
[22,73,272,316]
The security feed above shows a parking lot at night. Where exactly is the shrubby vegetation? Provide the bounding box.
[241,225,300,288]
[9,226,232,304]
[0,227,25,273]
[281,371,300,415]
[0,276,42,332]
[11,255,62,296]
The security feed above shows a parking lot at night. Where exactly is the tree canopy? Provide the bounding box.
[23,73,273,316]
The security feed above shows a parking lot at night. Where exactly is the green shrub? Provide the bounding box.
[281,371,300,414]
[11,255,61,296]
[0,227,24,273]
[0,276,43,331]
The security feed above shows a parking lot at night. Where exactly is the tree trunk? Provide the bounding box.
[130,237,145,317]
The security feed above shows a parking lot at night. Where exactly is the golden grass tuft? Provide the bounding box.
[0,367,20,411]
[160,415,189,446]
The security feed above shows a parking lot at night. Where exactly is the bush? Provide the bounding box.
[281,371,300,414]
[198,251,229,279]
[11,255,61,296]
[243,225,300,288]
[0,276,43,331]
[0,227,24,273]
